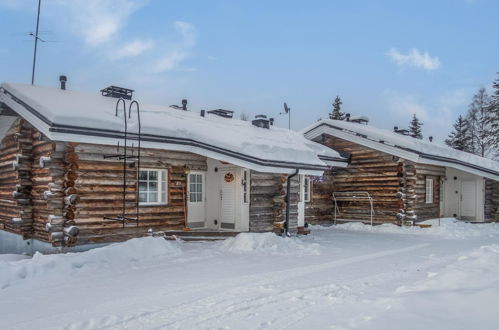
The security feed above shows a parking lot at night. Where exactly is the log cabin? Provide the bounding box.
[302,118,499,225]
[0,81,347,254]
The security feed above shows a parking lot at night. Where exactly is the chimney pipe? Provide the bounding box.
[182,99,187,111]
[59,75,67,90]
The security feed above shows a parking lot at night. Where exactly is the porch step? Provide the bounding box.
[162,230,240,237]
[164,235,230,241]
[157,230,241,242]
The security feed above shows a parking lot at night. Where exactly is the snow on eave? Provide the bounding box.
[303,119,499,181]
[0,83,345,175]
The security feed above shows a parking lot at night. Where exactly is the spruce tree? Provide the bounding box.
[445,115,471,151]
[487,74,499,156]
[329,96,345,120]
[408,114,423,139]
[466,87,493,157]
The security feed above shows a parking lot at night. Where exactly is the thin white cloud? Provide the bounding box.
[154,51,189,72]
[385,90,430,120]
[112,39,154,60]
[383,88,473,142]
[152,21,197,73]
[387,48,441,71]
[61,0,145,46]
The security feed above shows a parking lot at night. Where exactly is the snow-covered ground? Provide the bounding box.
[1,218,499,330]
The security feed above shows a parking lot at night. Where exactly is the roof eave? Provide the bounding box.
[305,122,499,181]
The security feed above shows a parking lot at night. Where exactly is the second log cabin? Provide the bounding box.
[302,118,499,225]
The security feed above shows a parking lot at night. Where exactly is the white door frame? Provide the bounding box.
[460,180,477,220]
[219,167,238,230]
[187,171,206,228]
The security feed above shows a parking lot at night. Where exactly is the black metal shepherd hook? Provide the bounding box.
[129,100,141,226]
[103,98,142,227]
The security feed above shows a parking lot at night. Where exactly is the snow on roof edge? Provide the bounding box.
[303,119,499,181]
[0,83,347,174]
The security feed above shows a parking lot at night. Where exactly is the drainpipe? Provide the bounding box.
[285,169,300,236]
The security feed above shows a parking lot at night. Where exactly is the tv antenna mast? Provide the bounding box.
[280,102,291,129]
[31,0,42,85]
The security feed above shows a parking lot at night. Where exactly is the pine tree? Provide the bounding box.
[408,114,423,139]
[466,87,493,157]
[329,96,345,120]
[445,115,471,151]
[487,74,499,157]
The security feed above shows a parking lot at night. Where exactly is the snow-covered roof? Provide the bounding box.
[0,83,347,175]
[303,119,499,181]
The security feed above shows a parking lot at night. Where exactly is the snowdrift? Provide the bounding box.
[219,232,321,255]
[322,218,499,239]
[0,237,181,289]
[396,244,499,294]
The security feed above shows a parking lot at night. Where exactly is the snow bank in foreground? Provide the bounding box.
[0,237,181,289]
[397,244,499,294]
[319,218,499,239]
[369,244,499,329]
[0,254,30,263]
[219,232,321,255]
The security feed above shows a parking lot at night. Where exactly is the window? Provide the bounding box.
[425,178,434,204]
[189,173,204,203]
[242,169,250,203]
[304,177,311,203]
[138,169,167,205]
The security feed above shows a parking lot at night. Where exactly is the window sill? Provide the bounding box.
[139,203,169,207]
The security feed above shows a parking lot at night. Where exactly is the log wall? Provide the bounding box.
[305,134,445,225]
[0,118,33,238]
[409,162,445,221]
[305,135,403,224]
[69,143,207,245]
[249,171,299,233]
[485,178,499,221]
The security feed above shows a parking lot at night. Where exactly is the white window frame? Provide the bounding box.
[242,169,250,204]
[188,172,205,203]
[138,168,168,205]
[425,178,434,204]
[304,177,311,203]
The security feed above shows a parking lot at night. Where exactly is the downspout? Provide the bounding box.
[285,169,300,236]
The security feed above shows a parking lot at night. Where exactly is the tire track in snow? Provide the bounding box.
[91,243,430,330]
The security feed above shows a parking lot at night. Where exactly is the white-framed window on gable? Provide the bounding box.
[425,178,434,204]
[304,177,311,203]
[242,169,250,204]
[138,169,167,205]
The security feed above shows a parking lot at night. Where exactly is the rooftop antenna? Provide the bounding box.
[31,0,42,85]
[280,102,291,129]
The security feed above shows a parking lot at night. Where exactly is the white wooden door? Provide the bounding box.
[461,180,476,219]
[187,172,206,227]
[220,169,237,230]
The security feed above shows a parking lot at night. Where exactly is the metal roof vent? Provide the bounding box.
[349,116,369,125]
[252,114,270,129]
[207,109,234,118]
[393,126,410,136]
[59,75,67,90]
[100,86,134,100]
[170,99,188,111]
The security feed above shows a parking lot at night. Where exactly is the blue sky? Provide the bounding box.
[0,0,497,142]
